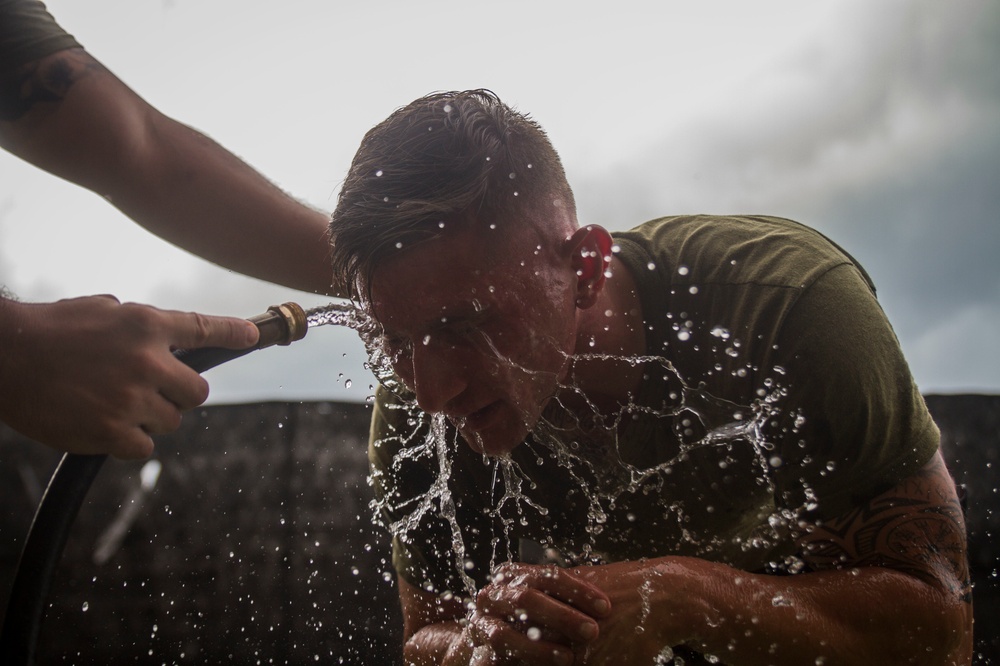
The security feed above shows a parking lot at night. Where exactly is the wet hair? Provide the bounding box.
[329,89,576,301]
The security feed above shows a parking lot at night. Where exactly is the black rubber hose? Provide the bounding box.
[0,304,307,665]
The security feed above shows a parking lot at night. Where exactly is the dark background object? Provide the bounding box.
[924,394,1000,666]
[1,395,997,665]
[1,401,402,665]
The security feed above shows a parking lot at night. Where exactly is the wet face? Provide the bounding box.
[368,223,579,456]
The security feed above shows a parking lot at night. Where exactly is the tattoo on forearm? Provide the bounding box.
[0,48,100,121]
[799,455,971,603]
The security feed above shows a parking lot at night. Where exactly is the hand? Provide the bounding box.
[568,558,708,666]
[0,295,259,459]
[463,562,611,665]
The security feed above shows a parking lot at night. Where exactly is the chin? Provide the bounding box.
[458,422,529,458]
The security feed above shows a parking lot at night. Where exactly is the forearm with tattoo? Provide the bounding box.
[800,453,971,602]
[0,48,99,121]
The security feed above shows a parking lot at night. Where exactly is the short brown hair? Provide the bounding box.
[329,89,575,301]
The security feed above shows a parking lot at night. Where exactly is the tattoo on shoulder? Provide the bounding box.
[799,455,971,604]
[0,48,103,122]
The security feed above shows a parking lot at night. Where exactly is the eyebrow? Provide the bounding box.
[379,302,490,341]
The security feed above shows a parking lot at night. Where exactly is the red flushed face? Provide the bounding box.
[368,224,579,456]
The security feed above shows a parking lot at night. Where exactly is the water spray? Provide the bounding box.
[0,301,334,665]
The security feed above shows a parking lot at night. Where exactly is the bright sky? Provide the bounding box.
[1,0,997,403]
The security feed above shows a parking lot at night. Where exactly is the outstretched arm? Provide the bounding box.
[0,46,336,295]
[571,449,972,665]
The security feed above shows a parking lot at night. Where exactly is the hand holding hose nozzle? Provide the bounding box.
[172,302,308,372]
[0,302,309,666]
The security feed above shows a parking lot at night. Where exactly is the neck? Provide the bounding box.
[566,256,646,408]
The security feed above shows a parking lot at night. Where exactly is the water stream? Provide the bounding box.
[304,299,811,614]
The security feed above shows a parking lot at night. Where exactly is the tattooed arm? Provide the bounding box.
[395,451,971,666]
[0,46,335,295]
[568,449,972,665]
[0,9,333,456]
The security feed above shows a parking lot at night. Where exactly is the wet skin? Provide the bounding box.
[377,223,973,664]
[368,223,581,457]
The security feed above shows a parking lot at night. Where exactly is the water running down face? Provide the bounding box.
[367,222,584,457]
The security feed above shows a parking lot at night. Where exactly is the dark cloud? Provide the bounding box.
[570,0,1000,392]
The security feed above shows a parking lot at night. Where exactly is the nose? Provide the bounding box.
[409,338,468,414]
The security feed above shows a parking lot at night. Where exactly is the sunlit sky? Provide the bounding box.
[1,0,997,404]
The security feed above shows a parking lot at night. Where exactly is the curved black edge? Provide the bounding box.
[0,344,257,665]
[0,453,106,665]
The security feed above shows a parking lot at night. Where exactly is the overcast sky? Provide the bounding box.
[1,0,997,404]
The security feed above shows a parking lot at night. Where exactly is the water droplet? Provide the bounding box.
[678,265,689,276]
[375,170,383,177]
[82,601,89,612]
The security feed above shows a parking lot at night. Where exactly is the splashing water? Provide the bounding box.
[305,301,370,329]
[367,320,814,600]
[309,297,813,606]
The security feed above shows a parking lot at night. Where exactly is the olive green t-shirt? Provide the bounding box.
[0,0,80,74]
[369,215,940,595]
[0,0,81,120]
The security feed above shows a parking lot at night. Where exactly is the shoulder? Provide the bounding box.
[614,214,868,293]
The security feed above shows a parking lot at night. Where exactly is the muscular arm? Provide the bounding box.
[0,47,337,295]
[573,450,972,665]
[394,451,971,665]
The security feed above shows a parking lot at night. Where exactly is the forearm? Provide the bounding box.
[104,110,335,296]
[657,557,970,665]
[1,48,337,296]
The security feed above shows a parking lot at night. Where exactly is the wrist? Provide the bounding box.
[648,557,725,650]
[0,296,29,365]
[440,624,476,666]
[0,297,32,421]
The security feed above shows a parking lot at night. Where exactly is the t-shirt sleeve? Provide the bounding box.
[0,0,81,77]
[764,263,939,520]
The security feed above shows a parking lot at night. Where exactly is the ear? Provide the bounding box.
[567,225,613,309]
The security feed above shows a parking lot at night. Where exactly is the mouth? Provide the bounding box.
[453,400,502,434]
